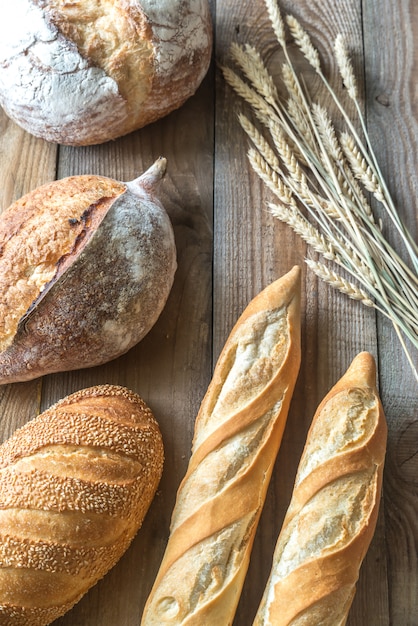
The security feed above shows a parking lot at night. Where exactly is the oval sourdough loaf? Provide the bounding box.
[0,384,164,626]
[141,266,301,625]
[0,158,177,384]
[0,0,212,145]
[253,352,387,626]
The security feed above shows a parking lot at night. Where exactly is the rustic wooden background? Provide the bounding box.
[0,0,417,624]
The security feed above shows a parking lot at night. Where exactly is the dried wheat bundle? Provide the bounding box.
[222,0,418,380]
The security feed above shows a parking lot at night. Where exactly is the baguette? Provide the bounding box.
[141,265,301,625]
[0,384,164,626]
[253,351,387,626]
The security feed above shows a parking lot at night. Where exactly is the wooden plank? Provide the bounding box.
[363,1,418,624]
[0,0,416,623]
[0,115,58,208]
[215,1,391,624]
[41,58,215,624]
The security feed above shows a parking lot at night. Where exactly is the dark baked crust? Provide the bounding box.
[0,175,125,352]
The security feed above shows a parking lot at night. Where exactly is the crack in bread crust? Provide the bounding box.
[0,176,124,352]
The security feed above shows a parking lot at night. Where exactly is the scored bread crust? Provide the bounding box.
[0,175,125,354]
[0,0,212,145]
[0,384,164,626]
[0,159,177,384]
[253,352,387,626]
[141,266,301,625]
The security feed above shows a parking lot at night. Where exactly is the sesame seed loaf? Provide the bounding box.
[0,384,164,625]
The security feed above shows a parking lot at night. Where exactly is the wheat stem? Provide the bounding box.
[305,259,374,305]
[223,0,418,380]
[315,55,418,270]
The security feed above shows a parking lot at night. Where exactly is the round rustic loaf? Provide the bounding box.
[0,0,212,145]
[0,384,164,626]
[0,158,177,384]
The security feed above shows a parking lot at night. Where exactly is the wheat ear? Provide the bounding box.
[223,0,418,380]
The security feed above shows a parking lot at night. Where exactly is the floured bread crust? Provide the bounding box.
[0,0,212,145]
[45,0,155,112]
[0,159,177,384]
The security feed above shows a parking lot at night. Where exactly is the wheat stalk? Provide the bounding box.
[334,34,358,100]
[306,259,374,307]
[222,0,418,381]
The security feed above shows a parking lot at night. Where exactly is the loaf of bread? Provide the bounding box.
[0,384,164,626]
[253,351,387,625]
[0,158,177,384]
[141,266,301,625]
[0,0,212,145]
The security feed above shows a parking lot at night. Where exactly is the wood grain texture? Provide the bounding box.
[216,1,388,624]
[0,0,416,624]
[363,1,418,623]
[46,67,215,625]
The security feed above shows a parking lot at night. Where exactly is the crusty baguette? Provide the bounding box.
[141,265,301,625]
[253,351,387,626]
[0,384,164,626]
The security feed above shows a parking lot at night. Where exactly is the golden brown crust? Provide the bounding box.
[253,352,387,626]
[46,0,155,113]
[0,176,125,352]
[0,384,164,625]
[141,266,301,625]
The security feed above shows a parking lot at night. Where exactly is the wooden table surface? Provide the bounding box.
[0,0,417,625]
